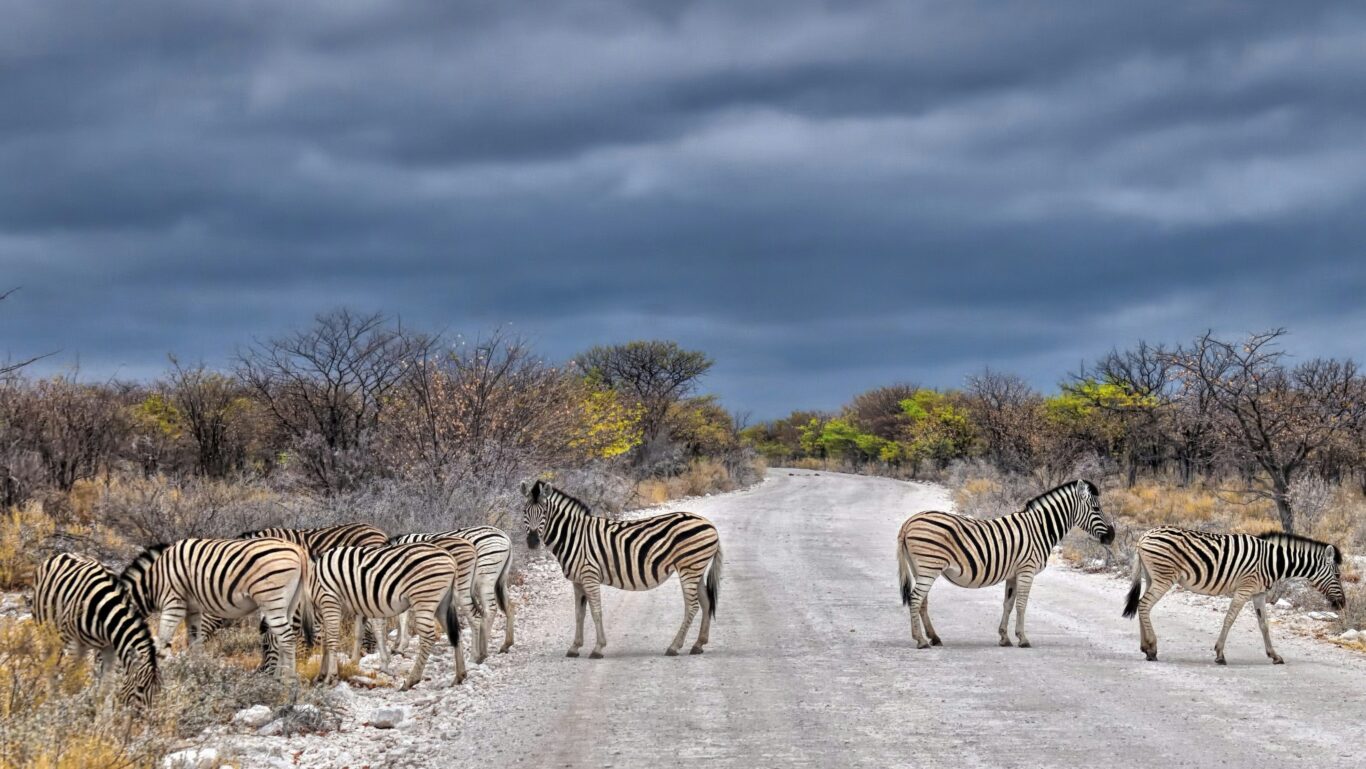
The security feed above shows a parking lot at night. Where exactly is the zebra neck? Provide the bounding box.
[541,495,590,559]
[1026,506,1071,551]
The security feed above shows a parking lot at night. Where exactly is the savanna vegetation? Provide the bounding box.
[0,297,761,767]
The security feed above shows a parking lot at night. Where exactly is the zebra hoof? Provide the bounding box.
[929,636,942,646]
[689,646,704,655]
[998,638,1013,647]
[590,650,604,659]
[1144,651,1158,662]
[916,641,932,649]
[499,644,513,654]
[1017,640,1031,649]
[1271,656,1285,665]
[665,648,679,657]
[566,650,579,658]
[1215,657,1227,666]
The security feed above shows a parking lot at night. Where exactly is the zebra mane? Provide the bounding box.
[1023,479,1095,513]
[1258,531,1341,565]
[540,482,595,517]
[119,543,168,581]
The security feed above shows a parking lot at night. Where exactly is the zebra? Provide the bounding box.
[119,537,314,683]
[896,479,1114,649]
[31,553,160,708]
[222,522,388,659]
[1122,527,1346,665]
[522,479,723,658]
[390,526,515,660]
[312,543,474,689]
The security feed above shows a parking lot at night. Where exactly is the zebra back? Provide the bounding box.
[240,522,388,554]
[34,553,159,708]
[120,537,311,621]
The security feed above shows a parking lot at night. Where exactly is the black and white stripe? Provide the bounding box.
[390,526,515,660]
[312,543,471,689]
[522,480,723,658]
[1122,527,1346,664]
[240,522,388,552]
[119,537,314,683]
[897,479,1115,648]
[32,553,160,708]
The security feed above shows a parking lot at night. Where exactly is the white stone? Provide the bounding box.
[161,748,220,769]
[1306,611,1340,621]
[369,705,410,729]
[1273,598,1293,610]
[1339,629,1361,642]
[232,704,275,729]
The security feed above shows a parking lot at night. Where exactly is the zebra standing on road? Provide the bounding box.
[312,543,472,689]
[119,538,313,683]
[31,553,160,708]
[1123,527,1346,665]
[390,526,515,660]
[522,480,723,658]
[897,479,1115,648]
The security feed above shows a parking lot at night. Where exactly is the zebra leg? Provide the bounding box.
[477,581,496,659]
[584,579,608,659]
[694,571,714,653]
[373,618,392,668]
[185,609,205,646]
[1214,594,1250,665]
[497,569,515,654]
[919,593,942,646]
[1012,571,1036,648]
[396,612,412,653]
[266,611,298,685]
[1137,579,1172,660]
[1251,594,1283,664]
[318,597,343,685]
[667,570,703,656]
[998,578,1017,647]
[155,599,188,653]
[402,607,438,691]
[907,577,936,648]
[567,582,587,658]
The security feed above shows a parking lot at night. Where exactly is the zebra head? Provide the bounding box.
[1073,480,1114,545]
[119,543,168,616]
[1259,532,1346,610]
[1317,546,1347,611]
[522,480,547,549]
[118,656,160,711]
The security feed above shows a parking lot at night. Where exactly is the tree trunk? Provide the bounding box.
[1272,475,1295,533]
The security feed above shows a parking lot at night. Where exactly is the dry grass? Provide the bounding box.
[631,457,764,510]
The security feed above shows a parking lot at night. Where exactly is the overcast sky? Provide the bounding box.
[3,1,1365,418]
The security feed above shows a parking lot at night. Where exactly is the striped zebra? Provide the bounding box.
[896,479,1114,649]
[390,526,515,661]
[31,553,160,708]
[1122,527,1346,665]
[312,543,473,689]
[522,480,723,658]
[119,537,314,683]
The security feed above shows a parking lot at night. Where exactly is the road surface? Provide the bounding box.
[241,469,1366,768]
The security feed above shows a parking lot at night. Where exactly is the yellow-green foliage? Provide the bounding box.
[572,388,644,459]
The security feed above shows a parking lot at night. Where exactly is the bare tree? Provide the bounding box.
[236,309,430,493]
[963,369,1044,475]
[166,357,257,478]
[1166,330,1366,532]
[577,340,713,451]
[0,376,127,496]
[1080,341,1174,487]
[846,383,919,440]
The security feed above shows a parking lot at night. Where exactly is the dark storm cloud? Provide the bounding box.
[3,1,1366,416]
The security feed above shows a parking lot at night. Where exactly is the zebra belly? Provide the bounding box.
[941,567,1005,589]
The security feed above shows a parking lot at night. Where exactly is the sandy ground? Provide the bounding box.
[222,469,1366,768]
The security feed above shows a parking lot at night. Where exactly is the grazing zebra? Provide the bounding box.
[312,543,472,689]
[1122,527,1346,665]
[119,538,314,683]
[522,480,723,658]
[390,526,515,660]
[31,553,160,708]
[896,479,1114,649]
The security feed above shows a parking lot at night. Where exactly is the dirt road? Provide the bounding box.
[240,470,1366,768]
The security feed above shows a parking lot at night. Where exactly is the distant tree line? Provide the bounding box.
[0,305,748,515]
[741,330,1366,533]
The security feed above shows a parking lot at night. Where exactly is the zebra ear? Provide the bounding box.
[520,480,529,496]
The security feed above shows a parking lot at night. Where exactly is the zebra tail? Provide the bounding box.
[494,555,512,617]
[440,589,461,649]
[468,571,483,619]
[705,545,722,619]
[897,538,915,606]
[1121,557,1144,619]
[296,556,317,648]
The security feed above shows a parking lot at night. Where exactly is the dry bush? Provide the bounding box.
[0,502,56,590]
[92,476,286,548]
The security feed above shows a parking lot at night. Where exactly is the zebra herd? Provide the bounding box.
[25,476,1351,712]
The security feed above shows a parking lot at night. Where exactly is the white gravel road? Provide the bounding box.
[231,469,1366,768]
